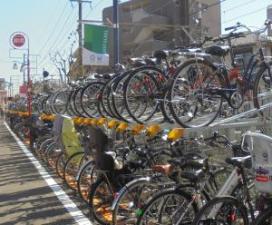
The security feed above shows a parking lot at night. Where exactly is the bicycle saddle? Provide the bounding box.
[94,74,104,79]
[153,50,168,60]
[144,58,156,66]
[152,164,174,176]
[225,155,252,168]
[180,169,205,183]
[168,156,208,169]
[205,45,230,57]
[128,57,146,67]
[128,160,145,170]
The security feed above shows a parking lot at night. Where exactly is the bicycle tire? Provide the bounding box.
[192,196,249,225]
[124,66,162,124]
[76,160,96,202]
[111,71,132,122]
[137,187,197,225]
[46,147,62,168]
[63,151,85,191]
[254,206,272,225]
[112,175,173,225]
[253,66,272,119]
[169,58,224,128]
[89,177,114,225]
[101,78,116,118]
[80,81,105,118]
[55,152,66,179]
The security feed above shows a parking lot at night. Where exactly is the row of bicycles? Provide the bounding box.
[5,19,272,225]
[32,20,272,128]
[6,107,272,225]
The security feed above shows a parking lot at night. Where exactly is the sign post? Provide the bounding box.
[10,31,32,146]
[10,32,31,116]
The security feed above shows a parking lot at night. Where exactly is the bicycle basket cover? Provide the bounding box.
[88,126,114,171]
[244,131,272,193]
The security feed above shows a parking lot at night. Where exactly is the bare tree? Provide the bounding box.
[49,31,77,84]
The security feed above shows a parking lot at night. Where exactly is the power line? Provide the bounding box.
[223,6,267,24]
[38,2,70,56]
[35,1,62,44]
[189,0,227,17]
[39,27,76,69]
[223,0,257,13]
[39,9,77,66]
[85,0,105,18]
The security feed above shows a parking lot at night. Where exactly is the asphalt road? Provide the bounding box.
[0,121,90,225]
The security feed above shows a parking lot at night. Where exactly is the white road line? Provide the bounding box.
[4,122,93,225]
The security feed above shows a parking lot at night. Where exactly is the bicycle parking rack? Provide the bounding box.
[150,102,272,142]
[183,102,272,141]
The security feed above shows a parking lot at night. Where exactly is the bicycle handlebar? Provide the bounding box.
[225,23,241,31]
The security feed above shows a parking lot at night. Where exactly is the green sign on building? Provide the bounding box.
[83,24,109,66]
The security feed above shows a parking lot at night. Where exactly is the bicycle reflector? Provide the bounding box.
[131,124,145,135]
[108,120,119,129]
[90,118,98,126]
[116,122,128,133]
[146,124,161,138]
[48,114,56,121]
[97,117,107,126]
[167,128,185,142]
[78,117,85,125]
[82,118,90,125]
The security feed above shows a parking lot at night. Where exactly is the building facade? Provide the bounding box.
[268,4,272,36]
[103,0,221,64]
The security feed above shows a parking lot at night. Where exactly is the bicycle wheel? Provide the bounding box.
[137,188,197,225]
[253,67,272,119]
[112,71,132,122]
[192,196,249,225]
[80,81,105,118]
[42,141,57,162]
[169,59,223,128]
[254,206,272,225]
[46,147,62,168]
[101,78,116,118]
[89,178,115,225]
[52,90,69,114]
[124,67,162,123]
[36,138,54,158]
[55,152,66,178]
[112,175,173,225]
[72,87,85,117]
[76,160,97,202]
[161,90,174,123]
[63,151,85,191]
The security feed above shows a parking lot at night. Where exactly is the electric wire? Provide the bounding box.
[223,6,267,24]
[38,2,70,56]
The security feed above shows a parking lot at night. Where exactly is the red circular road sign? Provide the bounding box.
[11,33,25,48]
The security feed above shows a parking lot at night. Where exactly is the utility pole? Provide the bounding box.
[113,0,120,66]
[78,0,83,77]
[70,0,92,77]
[9,76,12,97]
[23,54,26,84]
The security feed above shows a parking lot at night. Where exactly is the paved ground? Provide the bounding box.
[0,121,89,225]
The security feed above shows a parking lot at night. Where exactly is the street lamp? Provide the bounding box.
[12,62,18,70]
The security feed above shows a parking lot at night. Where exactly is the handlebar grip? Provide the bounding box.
[233,32,245,38]
[265,19,272,26]
[225,25,237,31]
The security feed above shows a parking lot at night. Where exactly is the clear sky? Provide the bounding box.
[0,0,271,94]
